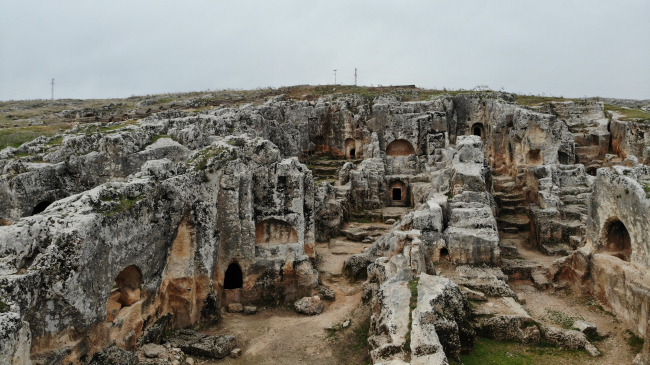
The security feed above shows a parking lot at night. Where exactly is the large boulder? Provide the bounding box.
[414,274,473,363]
[368,279,412,363]
[138,313,172,345]
[88,346,139,365]
[343,253,372,281]
[314,182,344,241]
[541,326,600,356]
[168,329,237,359]
[294,296,323,315]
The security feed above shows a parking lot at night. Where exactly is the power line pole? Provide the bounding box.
[355,68,357,86]
[51,78,55,101]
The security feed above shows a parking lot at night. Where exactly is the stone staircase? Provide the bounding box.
[306,155,355,184]
[491,173,530,258]
[492,174,530,235]
[529,165,591,256]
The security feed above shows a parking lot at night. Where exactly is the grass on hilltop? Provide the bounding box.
[0,123,71,150]
[605,104,650,122]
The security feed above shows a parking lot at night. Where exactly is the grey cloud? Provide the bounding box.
[1,0,648,100]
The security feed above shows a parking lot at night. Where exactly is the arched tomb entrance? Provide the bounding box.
[345,138,357,159]
[386,139,415,157]
[471,123,485,139]
[603,219,632,261]
[224,262,243,289]
[312,136,326,152]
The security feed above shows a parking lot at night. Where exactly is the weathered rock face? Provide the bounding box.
[294,295,323,315]
[548,166,650,351]
[541,326,600,356]
[1,89,649,364]
[586,166,650,270]
[168,330,237,359]
[313,182,344,241]
[412,274,473,363]
[368,277,413,363]
[507,108,576,171]
[87,345,139,365]
[584,167,650,336]
[527,164,592,255]
[348,158,388,210]
[0,134,190,220]
[443,136,500,265]
[0,137,318,363]
[0,309,32,365]
[546,101,610,168]
[611,120,650,164]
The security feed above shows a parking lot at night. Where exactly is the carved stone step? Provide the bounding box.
[497,215,530,232]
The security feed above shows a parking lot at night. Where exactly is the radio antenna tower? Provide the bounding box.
[333,70,337,85]
[355,68,357,86]
[51,78,55,101]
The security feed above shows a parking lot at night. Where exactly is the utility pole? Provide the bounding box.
[333,70,337,85]
[51,78,55,101]
[355,68,357,86]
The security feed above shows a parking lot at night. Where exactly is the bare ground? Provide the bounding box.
[506,232,639,364]
[188,226,639,364]
[195,234,373,365]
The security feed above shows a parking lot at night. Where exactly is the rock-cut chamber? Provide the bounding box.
[603,219,632,261]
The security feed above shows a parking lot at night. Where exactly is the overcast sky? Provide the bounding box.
[1,1,649,101]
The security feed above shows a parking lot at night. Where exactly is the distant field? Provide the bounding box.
[1,85,648,150]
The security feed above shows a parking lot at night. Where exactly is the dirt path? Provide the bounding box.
[196,233,373,365]
[513,282,637,364]
[190,221,641,364]
[506,233,639,364]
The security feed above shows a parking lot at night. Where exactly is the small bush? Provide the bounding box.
[627,330,645,354]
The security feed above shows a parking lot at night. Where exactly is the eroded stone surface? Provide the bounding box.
[1,89,648,363]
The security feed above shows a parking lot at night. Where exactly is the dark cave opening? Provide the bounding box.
[224,262,243,289]
[32,201,52,215]
[440,247,449,259]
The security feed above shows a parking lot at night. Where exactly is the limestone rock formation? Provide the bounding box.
[294,295,323,315]
[1,88,649,364]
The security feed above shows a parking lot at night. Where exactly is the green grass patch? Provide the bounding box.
[0,124,71,150]
[459,338,586,365]
[148,134,178,145]
[107,197,141,215]
[642,183,650,199]
[12,151,30,158]
[46,136,63,146]
[0,300,8,313]
[329,313,372,365]
[544,309,583,329]
[404,278,419,356]
[188,146,234,171]
[605,104,650,122]
[626,330,645,354]
[514,95,580,106]
[93,194,143,216]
